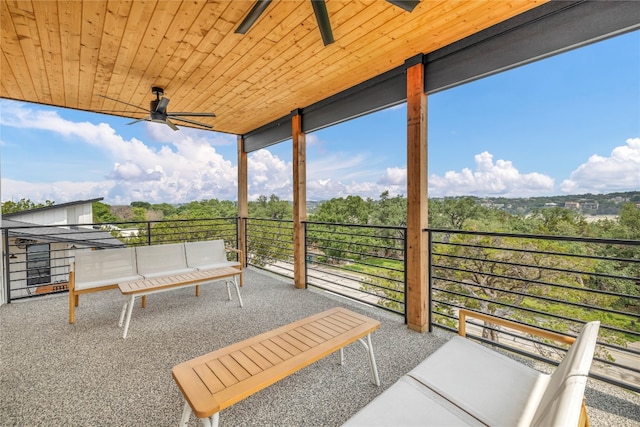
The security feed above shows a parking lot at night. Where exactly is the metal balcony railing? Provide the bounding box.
[304,221,406,317]
[427,228,640,393]
[2,218,238,301]
[1,218,638,392]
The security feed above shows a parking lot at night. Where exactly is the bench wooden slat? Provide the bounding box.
[251,342,286,365]
[218,354,252,382]
[193,364,226,394]
[261,338,296,361]
[172,307,381,419]
[229,350,263,376]
[301,323,338,340]
[119,267,240,295]
[239,347,274,371]
[293,326,328,344]
[288,328,324,346]
[270,335,304,356]
[206,359,239,388]
[317,317,349,333]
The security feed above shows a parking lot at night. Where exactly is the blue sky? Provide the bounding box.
[1,30,638,205]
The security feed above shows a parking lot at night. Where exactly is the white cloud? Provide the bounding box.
[428,151,555,197]
[1,102,238,204]
[560,138,640,194]
[1,178,114,204]
[247,149,292,200]
[379,167,407,186]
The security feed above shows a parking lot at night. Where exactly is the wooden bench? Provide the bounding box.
[172,307,381,427]
[118,266,243,339]
[343,309,600,427]
[68,240,242,324]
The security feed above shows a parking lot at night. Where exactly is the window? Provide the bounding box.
[26,244,51,286]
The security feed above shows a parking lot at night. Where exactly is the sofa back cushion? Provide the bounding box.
[73,247,141,290]
[531,321,600,426]
[185,240,226,265]
[184,240,240,270]
[135,243,194,278]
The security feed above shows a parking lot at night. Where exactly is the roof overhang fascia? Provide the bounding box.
[242,0,640,152]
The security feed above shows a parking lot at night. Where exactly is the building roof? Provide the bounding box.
[2,219,125,248]
[2,198,104,218]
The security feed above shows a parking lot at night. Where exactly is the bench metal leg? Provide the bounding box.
[232,275,243,307]
[199,412,219,427]
[358,334,380,386]
[226,280,232,301]
[180,401,191,427]
[121,294,136,339]
[118,301,128,327]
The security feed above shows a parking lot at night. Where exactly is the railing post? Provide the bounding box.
[427,229,433,333]
[146,221,152,246]
[3,228,11,303]
[403,226,408,325]
[304,222,308,289]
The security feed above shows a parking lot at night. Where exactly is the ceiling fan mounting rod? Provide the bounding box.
[151,86,164,98]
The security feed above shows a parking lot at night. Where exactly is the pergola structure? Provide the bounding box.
[1,1,639,328]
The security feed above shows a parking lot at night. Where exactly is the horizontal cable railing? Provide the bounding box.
[2,218,238,301]
[427,228,640,393]
[304,221,406,317]
[245,218,294,278]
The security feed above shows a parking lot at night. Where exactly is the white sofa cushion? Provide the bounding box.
[73,247,142,290]
[408,336,550,427]
[135,243,195,278]
[343,376,485,426]
[184,240,240,271]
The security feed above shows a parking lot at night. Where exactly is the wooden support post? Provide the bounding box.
[405,57,429,332]
[292,111,307,289]
[237,136,248,270]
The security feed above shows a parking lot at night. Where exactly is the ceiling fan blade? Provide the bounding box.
[386,0,420,13]
[165,118,180,131]
[98,94,148,112]
[127,116,150,125]
[167,112,216,118]
[156,97,170,114]
[311,0,334,46]
[235,0,272,34]
[170,116,214,129]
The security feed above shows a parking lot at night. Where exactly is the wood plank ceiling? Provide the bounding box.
[0,0,547,135]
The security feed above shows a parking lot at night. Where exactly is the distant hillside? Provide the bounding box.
[469,191,640,216]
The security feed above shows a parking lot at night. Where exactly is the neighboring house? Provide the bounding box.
[2,198,124,299]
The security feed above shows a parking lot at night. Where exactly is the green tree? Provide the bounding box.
[92,201,120,223]
[248,195,292,220]
[2,198,54,214]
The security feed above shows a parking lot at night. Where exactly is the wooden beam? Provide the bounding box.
[405,59,429,332]
[237,136,248,268]
[292,112,307,289]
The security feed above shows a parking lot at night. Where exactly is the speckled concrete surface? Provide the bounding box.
[1,268,638,426]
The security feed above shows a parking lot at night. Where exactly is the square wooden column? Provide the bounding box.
[292,111,307,289]
[406,58,429,332]
[237,136,248,267]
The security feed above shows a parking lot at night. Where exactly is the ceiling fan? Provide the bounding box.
[235,0,420,46]
[98,87,215,131]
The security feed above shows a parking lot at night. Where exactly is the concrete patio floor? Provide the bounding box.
[1,268,638,426]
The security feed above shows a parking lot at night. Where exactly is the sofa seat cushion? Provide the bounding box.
[140,268,196,279]
[408,336,550,427]
[343,376,485,426]
[74,274,143,291]
[193,261,241,271]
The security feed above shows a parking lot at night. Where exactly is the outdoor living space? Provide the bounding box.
[1,267,638,426]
